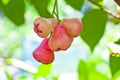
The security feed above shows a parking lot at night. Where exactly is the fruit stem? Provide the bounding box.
[56,0,60,23]
[52,0,56,15]
[52,0,60,23]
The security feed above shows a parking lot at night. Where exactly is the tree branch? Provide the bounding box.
[114,0,120,6]
[88,0,120,20]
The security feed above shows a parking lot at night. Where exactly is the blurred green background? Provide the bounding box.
[0,0,120,80]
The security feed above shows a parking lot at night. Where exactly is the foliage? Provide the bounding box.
[34,64,52,79]
[78,58,110,80]
[0,0,120,80]
[0,0,25,25]
[110,55,120,76]
[78,60,88,80]
[81,9,108,51]
[64,0,84,10]
[31,0,52,18]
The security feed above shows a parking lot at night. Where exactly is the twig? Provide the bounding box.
[88,0,120,19]
[52,0,60,23]
[114,0,120,6]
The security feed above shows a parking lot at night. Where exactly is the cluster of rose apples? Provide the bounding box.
[32,17,82,64]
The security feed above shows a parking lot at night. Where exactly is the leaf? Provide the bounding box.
[16,75,26,80]
[115,39,120,44]
[87,60,109,80]
[78,60,88,80]
[89,69,109,80]
[110,55,120,76]
[112,70,120,80]
[34,64,52,78]
[64,0,84,10]
[4,70,13,80]
[89,0,104,7]
[52,76,58,80]
[31,0,52,18]
[81,9,108,51]
[90,0,103,3]
[78,59,109,80]
[0,0,25,25]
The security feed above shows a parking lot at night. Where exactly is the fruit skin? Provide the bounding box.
[61,18,82,37]
[34,18,52,38]
[48,18,58,29]
[49,25,73,51]
[33,38,54,64]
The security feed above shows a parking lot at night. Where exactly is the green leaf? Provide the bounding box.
[89,69,109,80]
[90,0,103,4]
[4,70,13,80]
[78,60,88,80]
[110,55,120,76]
[90,0,103,3]
[81,9,108,51]
[34,64,52,78]
[16,75,26,80]
[64,0,84,10]
[0,0,25,25]
[52,76,58,80]
[112,70,120,80]
[78,59,109,80]
[31,0,52,18]
[87,59,109,80]
[115,39,120,44]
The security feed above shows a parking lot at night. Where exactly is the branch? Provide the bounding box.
[88,0,120,20]
[114,0,120,6]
